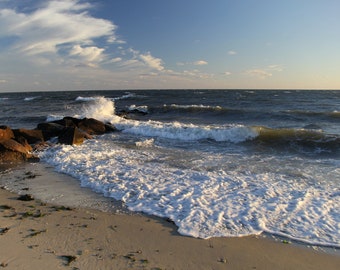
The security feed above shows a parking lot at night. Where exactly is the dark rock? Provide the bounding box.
[17,194,34,201]
[1,116,118,164]
[13,129,44,144]
[0,126,14,141]
[36,122,65,140]
[58,127,87,145]
[104,123,117,132]
[78,118,106,135]
[52,117,82,127]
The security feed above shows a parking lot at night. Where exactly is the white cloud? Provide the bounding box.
[110,57,122,63]
[228,50,237,55]
[139,52,164,71]
[193,60,208,66]
[70,45,105,62]
[246,69,272,79]
[0,79,7,83]
[0,0,116,55]
[268,64,283,72]
[224,71,232,76]
[246,65,283,79]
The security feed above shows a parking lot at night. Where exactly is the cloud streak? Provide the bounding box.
[0,0,116,57]
[139,52,164,71]
[246,65,283,79]
[193,60,208,66]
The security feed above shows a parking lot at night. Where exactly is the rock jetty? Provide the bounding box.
[0,117,117,163]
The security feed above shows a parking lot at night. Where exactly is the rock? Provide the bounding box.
[0,139,31,154]
[1,116,118,163]
[13,129,44,144]
[0,139,39,162]
[52,117,81,127]
[58,127,87,145]
[0,149,28,162]
[36,122,65,140]
[0,126,14,141]
[104,123,117,132]
[15,136,33,152]
[78,118,106,135]
[17,194,34,201]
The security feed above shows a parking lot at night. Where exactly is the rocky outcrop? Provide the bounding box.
[36,122,65,141]
[13,129,44,144]
[0,138,38,162]
[58,127,89,145]
[0,117,117,163]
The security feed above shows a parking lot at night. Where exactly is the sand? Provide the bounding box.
[0,170,339,270]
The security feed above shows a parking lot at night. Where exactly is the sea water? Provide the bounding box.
[0,90,339,248]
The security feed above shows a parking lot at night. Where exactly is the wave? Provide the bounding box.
[75,96,103,102]
[62,96,340,153]
[128,104,149,114]
[284,109,340,119]
[252,126,340,153]
[24,96,39,101]
[113,92,136,100]
[118,121,258,143]
[160,103,241,116]
[164,104,224,112]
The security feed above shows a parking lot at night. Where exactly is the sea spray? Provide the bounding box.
[74,96,118,123]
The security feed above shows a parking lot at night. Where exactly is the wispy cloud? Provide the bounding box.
[0,0,116,56]
[139,52,164,71]
[228,50,237,55]
[193,60,208,66]
[69,45,105,63]
[246,69,272,79]
[246,65,283,79]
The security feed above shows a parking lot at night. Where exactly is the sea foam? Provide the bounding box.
[39,136,340,247]
[34,93,340,248]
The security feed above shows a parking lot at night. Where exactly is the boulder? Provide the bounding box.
[52,117,81,128]
[58,127,88,145]
[78,118,106,135]
[0,126,14,141]
[104,123,117,132]
[0,139,31,154]
[14,136,33,152]
[0,139,39,162]
[13,129,44,144]
[36,122,65,140]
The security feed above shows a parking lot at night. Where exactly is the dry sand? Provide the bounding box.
[0,172,339,270]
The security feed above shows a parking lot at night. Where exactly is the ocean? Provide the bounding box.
[0,89,339,248]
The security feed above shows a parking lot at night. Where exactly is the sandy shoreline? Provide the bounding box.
[0,167,339,270]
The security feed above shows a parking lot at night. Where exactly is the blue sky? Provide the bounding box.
[0,0,339,92]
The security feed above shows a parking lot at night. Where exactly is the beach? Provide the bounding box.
[1,167,339,270]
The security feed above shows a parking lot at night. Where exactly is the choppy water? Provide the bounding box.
[0,90,339,247]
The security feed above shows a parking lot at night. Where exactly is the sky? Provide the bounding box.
[0,0,340,92]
